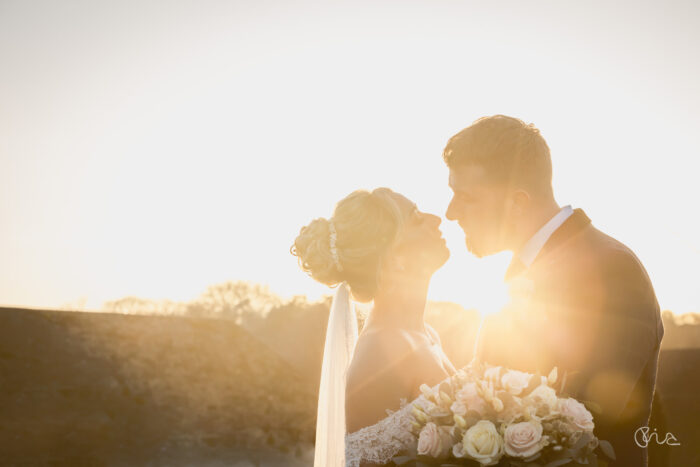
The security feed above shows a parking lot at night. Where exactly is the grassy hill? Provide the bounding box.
[0,302,697,466]
[0,307,315,466]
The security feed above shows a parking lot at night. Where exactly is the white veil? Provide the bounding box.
[313,281,358,467]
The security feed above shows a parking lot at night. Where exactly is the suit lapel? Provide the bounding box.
[504,208,592,282]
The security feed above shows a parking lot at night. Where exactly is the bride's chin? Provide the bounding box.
[431,249,451,272]
[438,254,450,270]
[415,247,450,275]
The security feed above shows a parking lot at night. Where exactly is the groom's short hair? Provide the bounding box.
[443,115,553,196]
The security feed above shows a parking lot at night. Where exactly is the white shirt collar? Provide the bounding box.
[518,205,574,267]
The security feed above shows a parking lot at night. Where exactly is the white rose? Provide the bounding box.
[454,420,504,466]
[504,421,545,458]
[558,398,595,432]
[501,370,532,395]
[526,384,558,411]
[450,400,468,417]
[417,422,452,459]
[456,382,489,415]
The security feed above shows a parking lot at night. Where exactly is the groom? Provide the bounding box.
[443,115,664,466]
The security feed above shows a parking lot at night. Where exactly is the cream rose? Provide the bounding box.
[504,421,545,458]
[501,369,532,395]
[454,420,504,466]
[559,398,595,432]
[456,382,489,415]
[526,384,558,411]
[417,422,452,458]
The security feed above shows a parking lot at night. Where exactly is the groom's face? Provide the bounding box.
[446,164,510,257]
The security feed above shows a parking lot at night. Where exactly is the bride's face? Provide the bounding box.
[386,192,450,275]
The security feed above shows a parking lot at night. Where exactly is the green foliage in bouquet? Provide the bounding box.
[392,362,616,467]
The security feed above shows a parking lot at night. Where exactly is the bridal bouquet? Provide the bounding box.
[393,362,615,467]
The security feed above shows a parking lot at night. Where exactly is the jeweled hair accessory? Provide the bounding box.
[328,221,343,272]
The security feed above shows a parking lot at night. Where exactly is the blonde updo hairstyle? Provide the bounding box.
[291,188,406,302]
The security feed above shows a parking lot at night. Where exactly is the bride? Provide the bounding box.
[292,187,458,466]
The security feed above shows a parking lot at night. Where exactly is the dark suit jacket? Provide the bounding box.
[479,209,664,466]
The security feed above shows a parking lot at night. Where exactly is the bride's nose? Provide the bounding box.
[427,213,442,228]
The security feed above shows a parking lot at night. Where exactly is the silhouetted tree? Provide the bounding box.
[186,281,281,323]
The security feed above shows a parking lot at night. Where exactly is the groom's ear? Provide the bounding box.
[511,190,531,216]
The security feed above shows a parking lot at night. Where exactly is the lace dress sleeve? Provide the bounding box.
[344,394,434,467]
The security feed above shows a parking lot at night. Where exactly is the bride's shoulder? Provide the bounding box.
[350,328,420,369]
[352,327,426,362]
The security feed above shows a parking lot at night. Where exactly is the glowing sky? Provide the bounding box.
[1,0,698,314]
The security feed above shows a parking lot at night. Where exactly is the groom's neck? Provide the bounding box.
[511,198,562,254]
